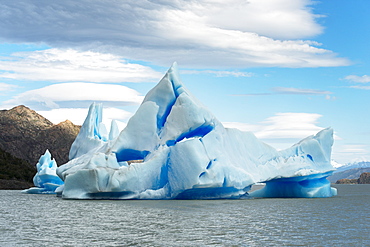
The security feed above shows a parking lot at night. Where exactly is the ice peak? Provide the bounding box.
[68,103,119,160]
[57,63,337,199]
[22,149,64,194]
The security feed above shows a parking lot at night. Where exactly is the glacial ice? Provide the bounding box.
[69,103,119,160]
[22,150,64,194]
[56,63,337,199]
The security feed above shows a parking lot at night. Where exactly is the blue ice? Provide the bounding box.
[56,63,337,199]
[22,150,64,194]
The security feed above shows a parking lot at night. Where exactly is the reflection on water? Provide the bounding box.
[0,184,369,246]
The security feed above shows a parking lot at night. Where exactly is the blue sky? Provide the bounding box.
[0,0,369,164]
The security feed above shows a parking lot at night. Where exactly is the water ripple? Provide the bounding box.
[0,185,369,246]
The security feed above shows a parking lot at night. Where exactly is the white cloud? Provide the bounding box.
[181,70,253,77]
[0,0,349,68]
[223,112,335,149]
[37,108,89,125]
[272,87,333,95]
[0,49,162,83]
[121,20,348,68]
[2,82,144,110]
[255,112,323,139]
[0,82,17,92]
[197,0,324,40]
[344,75,370,83]
[332,144,370,164]
[325,95,336,100]
[37,107,131,129]
[339,144,369,154]
[223,122,262,133]
[232,87,334,98]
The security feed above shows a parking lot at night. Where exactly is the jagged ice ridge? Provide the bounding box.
[56,63,337,199]
[22,150,64,194]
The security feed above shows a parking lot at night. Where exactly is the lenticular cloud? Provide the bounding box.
[54,63,336,199]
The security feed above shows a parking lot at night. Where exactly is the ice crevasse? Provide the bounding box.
[56,63,337,199]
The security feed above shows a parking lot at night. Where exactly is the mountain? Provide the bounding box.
[358,172,370,184]
[327,160,370,183]
[0,105,80,188]
[328,167,370,183]
[335,172,370,184]
[335,161,370,173]
[0,105,80,166]
[331,160,344,169]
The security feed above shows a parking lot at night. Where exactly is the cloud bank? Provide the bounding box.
[2,82,143,127]
[255,112,324,139]
[0,0,349,68]
[224,112,328,146]
[2,82,144,110]
[181,69,254,77]
[0,49,162,83]
[37,107,132,128]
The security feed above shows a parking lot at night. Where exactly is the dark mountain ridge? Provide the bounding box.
[0,105,80,165]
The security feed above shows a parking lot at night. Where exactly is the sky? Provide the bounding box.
[0,0,369,165]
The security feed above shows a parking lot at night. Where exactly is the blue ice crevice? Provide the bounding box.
[115,149,150,162]
[166,123,214,146]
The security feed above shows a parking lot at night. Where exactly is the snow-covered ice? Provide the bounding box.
[56,63,337,199]
[22,150,64,194]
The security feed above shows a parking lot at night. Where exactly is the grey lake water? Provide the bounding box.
[0,184,369,247]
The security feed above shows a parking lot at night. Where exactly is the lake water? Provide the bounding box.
[0,184,369,246]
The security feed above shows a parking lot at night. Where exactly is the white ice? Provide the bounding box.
[56,63,337,199]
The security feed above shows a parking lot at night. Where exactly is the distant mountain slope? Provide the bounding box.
[0,105,80,166]
[327,167,370,183]
[335,161,370,173]
[336,172,370,184]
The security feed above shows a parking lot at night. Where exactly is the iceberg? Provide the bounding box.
[69,102,119,160]
[22,150,64,194]
[56,63,337,199]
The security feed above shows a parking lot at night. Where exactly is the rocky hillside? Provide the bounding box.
[358,172,370,184]
[336,172,370,184]
[0,105,80,189]
[0,105,80,166]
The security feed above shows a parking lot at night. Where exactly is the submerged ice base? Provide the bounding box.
[56,63,337,199]
[22,150,64,194]
[250,172,337,198]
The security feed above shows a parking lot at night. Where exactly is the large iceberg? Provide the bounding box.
[56,63,337,199]
[22,150,64,194]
